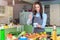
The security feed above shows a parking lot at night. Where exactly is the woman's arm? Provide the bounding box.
[41,13,47,28]
[27,13,33,25]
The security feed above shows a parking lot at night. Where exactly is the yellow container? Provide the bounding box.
[4,26,9,29]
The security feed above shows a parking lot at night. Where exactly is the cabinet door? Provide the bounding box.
[20,12,32,25]
[50,4,60,26]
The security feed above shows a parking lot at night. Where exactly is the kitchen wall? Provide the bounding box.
[0,0,7,6]
[13,3,32,19]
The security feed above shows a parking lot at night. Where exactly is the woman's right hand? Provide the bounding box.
[27,14,32,25]
[29,14,32,20]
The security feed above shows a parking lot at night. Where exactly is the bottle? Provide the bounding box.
[51,25,57,40]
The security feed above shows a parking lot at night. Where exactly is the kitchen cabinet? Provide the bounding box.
[19,12,32,25]
[50,4,60,26]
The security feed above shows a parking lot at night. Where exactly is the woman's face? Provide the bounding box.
[35,4,40,12]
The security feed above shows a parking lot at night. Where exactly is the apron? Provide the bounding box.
[32,15,45,33]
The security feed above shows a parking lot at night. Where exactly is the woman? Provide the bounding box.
[27,2,47,33]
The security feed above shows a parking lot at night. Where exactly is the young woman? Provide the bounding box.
[27,2,47,33]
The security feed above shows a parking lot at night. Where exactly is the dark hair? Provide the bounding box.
[32,2,43,19]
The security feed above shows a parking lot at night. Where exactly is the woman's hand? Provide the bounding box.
[29,14,32,20]
[37,24,41,28]
[27,14,32,25]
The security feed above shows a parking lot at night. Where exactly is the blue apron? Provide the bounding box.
[32,15,45,33]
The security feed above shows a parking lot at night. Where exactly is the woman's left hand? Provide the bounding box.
[37,24,41,28]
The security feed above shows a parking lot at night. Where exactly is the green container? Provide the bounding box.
[24,25,33,33]
[0,29,5,40]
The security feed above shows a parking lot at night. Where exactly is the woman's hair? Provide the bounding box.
[32,2,43,19]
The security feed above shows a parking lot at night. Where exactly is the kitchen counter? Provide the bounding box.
[0,25,60,40]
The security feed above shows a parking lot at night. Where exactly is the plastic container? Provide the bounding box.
[18,36,28,40]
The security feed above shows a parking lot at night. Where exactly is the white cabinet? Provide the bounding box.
[50,4,60,26]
